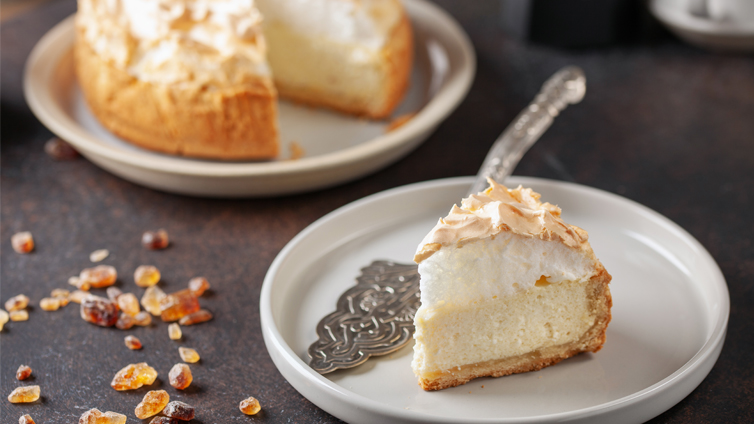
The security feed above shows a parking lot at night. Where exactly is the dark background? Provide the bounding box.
[2,0,753,422]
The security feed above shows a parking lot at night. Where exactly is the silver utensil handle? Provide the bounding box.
[468,66,586,195]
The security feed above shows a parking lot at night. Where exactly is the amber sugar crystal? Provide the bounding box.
[106,287,123,302]
[163,401,195,420]
[141,286,166,316]
[40,297,61,311]
[178,309,213,326]
[51,288,70,298]
[188,277,210,296]
[149,417,180,424]
[79,265,117,288]
[168,323,182,340]
[89,249,109,262]
[79,408,127,424]
[142,229,169,250]
[81,295,120,327]
[69,276,91,291]
[134,311,152,326]
[69,290,89,304]
[0,309,9,331]
[240,396,262,415]
[52,289,70,307]
[11,231,34,254]
[134,265,161,287]
[44,137,79,160]
[134,389,170,419]
[111,362,157,391]
[124,335,142,350]
[179,347,200,363]
[117,293,140,317]
[19,414,37,424]
[168,363,193,390]
[9,310,29,321]
[5,294,29,312]
[7,385,40,403]
[16,365,32,380]
[116,313,135,330]
[160,289,200,322]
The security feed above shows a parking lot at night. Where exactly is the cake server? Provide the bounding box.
[308,66,586,374]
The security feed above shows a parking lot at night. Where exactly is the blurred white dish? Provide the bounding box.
[651,0,754,51]
[24,0,475,197]
[261,176,729,424]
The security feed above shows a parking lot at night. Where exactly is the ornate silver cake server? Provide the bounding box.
[308,66,587,374]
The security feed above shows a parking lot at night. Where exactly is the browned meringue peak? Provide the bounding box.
[77,0,269,87]
[414,178,590,263]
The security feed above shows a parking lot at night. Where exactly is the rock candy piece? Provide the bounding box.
[135,390,170,419]
[110,362,157,391]
[80,296,119,327]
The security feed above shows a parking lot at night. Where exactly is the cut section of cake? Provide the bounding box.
[412,179,612,391]
[257,0,413,119]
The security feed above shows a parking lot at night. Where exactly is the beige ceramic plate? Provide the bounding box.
[24,0,475,197]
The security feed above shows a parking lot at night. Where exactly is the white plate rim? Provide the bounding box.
[260,176,730,423]
[650,0,754,36]
[22,0,476,179]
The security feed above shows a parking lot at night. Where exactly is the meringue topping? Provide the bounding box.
[414,178,591,263]
[77,0,269,87]
[256,0,401,50]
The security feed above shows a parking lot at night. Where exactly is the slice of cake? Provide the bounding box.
[412,179,612,391]
[257,0,413,119]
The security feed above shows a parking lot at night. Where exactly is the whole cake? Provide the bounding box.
[74,0,413,160]
[412,179,612,391]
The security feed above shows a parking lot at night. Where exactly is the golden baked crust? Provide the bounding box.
[74,28,280,160]
[373,11,414,118]
[273,11,414,119]
[417,266,613,391]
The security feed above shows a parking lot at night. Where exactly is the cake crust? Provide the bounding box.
[74,27,280,160]
[417,265,612,391]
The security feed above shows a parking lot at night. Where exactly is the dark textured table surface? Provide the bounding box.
[2,1,753,423]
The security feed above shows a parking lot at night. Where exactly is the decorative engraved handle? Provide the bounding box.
[309,67,586,374]
[308,261,421,374]
[468,66,586,195]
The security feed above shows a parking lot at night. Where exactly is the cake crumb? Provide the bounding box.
[386,112,416,132]
[288,141,305,160]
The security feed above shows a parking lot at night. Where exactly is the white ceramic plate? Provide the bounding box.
[261,176,729,424]
[23,0,475,197]
[650,0,754,51]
